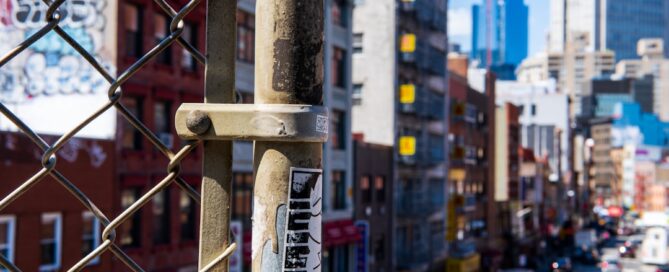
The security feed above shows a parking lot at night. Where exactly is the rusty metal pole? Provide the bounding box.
[252,0,325,271]
[198,0,236,271]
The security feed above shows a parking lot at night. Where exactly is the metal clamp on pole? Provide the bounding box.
[175,103,329,143]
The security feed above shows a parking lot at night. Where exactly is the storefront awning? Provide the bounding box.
[324,219,362,248]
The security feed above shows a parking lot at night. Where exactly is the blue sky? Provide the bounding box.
[448,0,550,55]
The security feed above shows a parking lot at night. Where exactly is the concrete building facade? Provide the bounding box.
[616,39,669,121]
[516,36,615,118]
[352,0,449,270]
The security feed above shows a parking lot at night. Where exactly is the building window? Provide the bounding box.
[0,216,15,265]
[332,47,347,88]
[81,211,100,265]
[121,96,144,150]
[332,171,347,210]
[154,101,173,148]
[360,176,371,204]
[179,190,197,241]
[124,3,143,58]
[331,0,348,27]
[353,33,363,54]
[375,176,385,203]
[181,23,198,71]
[233,172,254,221]
[374,236,385,262]
[120,188,142,248]
[40,213,62,272]
[154,14,171,65]
[331,110,346,150]
[352,84,362,105]
[237,10,255,63]
[531,104,537,116]
[152,188,171,245]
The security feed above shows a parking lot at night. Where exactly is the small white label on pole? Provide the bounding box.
[316,115,328,133]
[282,167,323,271]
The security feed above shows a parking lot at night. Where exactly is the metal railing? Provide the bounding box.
[0,0,237,271]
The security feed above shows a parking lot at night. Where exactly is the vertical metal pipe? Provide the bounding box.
[199,0,236,271]
[252,0,324,271]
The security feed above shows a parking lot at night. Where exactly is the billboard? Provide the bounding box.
[0,0,117,139]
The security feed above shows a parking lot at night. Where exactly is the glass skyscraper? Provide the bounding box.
[470,0,528,72]
[550,0,669,61]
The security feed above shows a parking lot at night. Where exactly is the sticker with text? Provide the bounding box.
[282,168,322,272]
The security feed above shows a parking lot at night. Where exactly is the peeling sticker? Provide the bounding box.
[316,115,328,134]
[281,167,322,272]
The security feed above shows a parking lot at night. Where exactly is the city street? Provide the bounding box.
[571,237,664,272]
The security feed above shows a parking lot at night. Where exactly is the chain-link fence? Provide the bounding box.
[0,0,236,271]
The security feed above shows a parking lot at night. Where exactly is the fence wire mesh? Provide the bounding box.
[0,0,236,271]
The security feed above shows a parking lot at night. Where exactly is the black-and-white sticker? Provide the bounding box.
[282,167,322,272]
[316,115,328,134]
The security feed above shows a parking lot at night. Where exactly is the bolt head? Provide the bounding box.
[186,110,211,135]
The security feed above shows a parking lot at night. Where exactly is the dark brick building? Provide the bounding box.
[0,132,115,271]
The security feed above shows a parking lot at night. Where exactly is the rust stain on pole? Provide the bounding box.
[253,0,324,271]
[255,0,324,105]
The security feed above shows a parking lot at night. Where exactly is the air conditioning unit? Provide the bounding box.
[158,133,174,149]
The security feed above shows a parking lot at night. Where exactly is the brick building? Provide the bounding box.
[0,132,115,271]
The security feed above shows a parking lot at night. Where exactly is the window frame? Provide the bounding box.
[153,13,172,65]
[179,189,197,241]
[39,213,62,272]
[331,110,347,150]
[180,22,199,72]
[331,47,347,88]
[375,176,386,203]
[81,211,101,265]
[352,33,363,54]
[121,95,145,151]
[120,187,142,248]
[124,3,144,59]
[332,171,347,210]
[152,187,171,245]
[0,215,16,267]
[236,10,256,63]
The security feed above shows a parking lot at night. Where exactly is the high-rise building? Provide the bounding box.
[581,76,655,118]
[470,0,528,72]
[352,0,449,270]
[616,39,669,121]
[549,0,669,61]
[516,34,616,118]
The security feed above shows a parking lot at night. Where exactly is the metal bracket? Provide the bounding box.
[175,103,329,142]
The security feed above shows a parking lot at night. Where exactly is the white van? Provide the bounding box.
[641,227,668,265]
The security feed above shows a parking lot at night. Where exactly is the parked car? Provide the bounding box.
[656,264,669,272]
[573,245,599,264]
[550,257,572,272]
[618,242,635,258]
[599,255,621,272]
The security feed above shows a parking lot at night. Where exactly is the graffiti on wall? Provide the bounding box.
[0,0,115,104]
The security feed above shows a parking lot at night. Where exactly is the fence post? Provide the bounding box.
[198,0,236,271]
[252,0,325,271]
